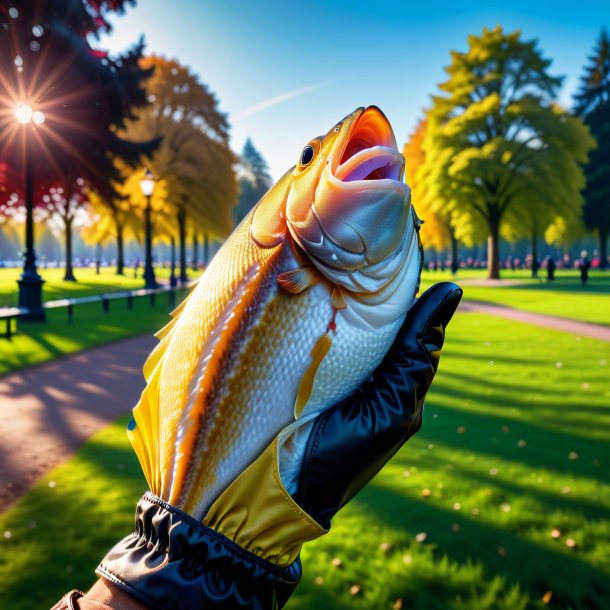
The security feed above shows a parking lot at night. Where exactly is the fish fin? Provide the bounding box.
[331,286,347,310]
[150,288,197,362]
[294,332,332,418]
[154,315,179,340]
[127,418,153,490]
[169,292,190,318]
[130,355,163,494]
[277,267,321,294]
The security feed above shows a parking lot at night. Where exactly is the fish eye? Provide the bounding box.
[300,145,315,166]
[333,124,341,133]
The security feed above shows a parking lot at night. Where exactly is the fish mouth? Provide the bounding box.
[334,106,404,183]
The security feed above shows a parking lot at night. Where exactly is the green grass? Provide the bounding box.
[1,312,609,609]
[0,266,180,307]
[0,266,193,375]
[420,269,610,326]
[0,289,187,375]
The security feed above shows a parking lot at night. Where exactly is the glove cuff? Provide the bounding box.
[97,493,301,610]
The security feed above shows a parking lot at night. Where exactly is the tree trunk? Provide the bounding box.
[531,225,538,278]
[487,210,500,280]
[64,217,76,281]
[203,234,209,266]
[600,226,608,271]
[95,243,101,275]
[450,230,459,275]
[177,207,188,283]
[192,232,198,271]
[115,217,125,276]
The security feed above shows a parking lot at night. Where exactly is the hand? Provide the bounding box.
[293,281,463,527]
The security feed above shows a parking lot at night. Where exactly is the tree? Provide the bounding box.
[0,0,156,278]
[574,29,610,269]
[39,179,88,280]
[404,118,457,272]
[81,171,144,274]
[233,138,273,226]
[120,56,237,283]
[423,26,594,278]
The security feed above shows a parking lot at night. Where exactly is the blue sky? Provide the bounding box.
[99,0,608,180]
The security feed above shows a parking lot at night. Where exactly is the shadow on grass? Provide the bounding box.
[352,481,610,610]
[422,398,609,484]
[0,428,145,609]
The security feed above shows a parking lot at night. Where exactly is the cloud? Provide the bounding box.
[233,82,328,121]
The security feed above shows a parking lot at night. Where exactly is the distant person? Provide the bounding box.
[546,256,556,281]
[134,258,140,279]
[578,250,591,285]
[531,257,539,278]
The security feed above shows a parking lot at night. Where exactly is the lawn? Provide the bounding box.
[0,266,184,307]
[0,266,194,376]
[1,311,608,609]
[0,291,188,375]
[420,269,610,326]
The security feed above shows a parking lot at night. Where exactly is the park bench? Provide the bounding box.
[0,307,30,339]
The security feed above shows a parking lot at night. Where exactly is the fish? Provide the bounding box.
[128,106,423,520]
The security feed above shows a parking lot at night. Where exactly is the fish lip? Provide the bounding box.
[333,106,405,185]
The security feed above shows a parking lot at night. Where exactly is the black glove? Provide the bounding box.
[93,282,462,610]
[294,281,462,527]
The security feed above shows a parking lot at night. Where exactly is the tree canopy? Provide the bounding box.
[0,0,155,205]
[421,26,594,278]
[574,28,610,268]
[89,55,237,279]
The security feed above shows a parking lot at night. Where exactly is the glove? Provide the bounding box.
[78,282,461,610]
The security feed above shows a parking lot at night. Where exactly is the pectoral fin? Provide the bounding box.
[277,267,321,294]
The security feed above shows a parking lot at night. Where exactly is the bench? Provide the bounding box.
[0,307,30,339]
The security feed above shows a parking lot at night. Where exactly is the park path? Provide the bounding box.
[1,300,609,514]
[461,300,610,342]
[0,334,155,513]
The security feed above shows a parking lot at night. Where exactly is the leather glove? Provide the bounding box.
[79,281,461,610]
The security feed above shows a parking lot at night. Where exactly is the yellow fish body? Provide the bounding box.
[129,107,423,519]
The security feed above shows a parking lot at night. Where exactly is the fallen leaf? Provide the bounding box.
[542,590,553,604]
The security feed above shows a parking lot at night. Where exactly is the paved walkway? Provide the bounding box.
[0,335,155,513]
[461,300,610,342]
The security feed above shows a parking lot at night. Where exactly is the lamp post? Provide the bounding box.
[16,103,46,321]
[139,169,157,289]
[169,237,178,288]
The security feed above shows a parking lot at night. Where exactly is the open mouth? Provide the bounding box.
[334,107,404,183]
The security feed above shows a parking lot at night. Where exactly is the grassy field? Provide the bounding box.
[0,266,181,307]
[1,266,607,378]
[0,267,193,375]
[0,292,187,375]
[1,311,608,609]
[419,269,610,326]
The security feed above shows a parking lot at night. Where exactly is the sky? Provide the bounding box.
[99,0,608,181]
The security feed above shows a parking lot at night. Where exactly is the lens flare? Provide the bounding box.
[15,104,33,124]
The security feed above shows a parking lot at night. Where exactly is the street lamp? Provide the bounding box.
[16,103,46,321]
[139,168,157,289]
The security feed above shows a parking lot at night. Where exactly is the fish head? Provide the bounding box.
[251,106,421,326]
